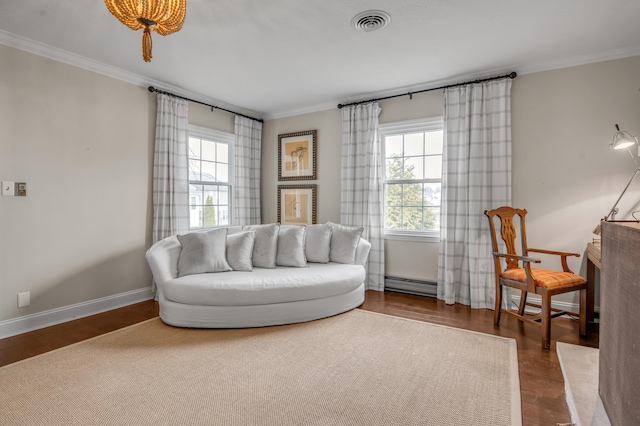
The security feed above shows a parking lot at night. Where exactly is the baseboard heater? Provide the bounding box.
[385,276,437,298]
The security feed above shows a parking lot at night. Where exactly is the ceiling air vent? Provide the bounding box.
[351,10,391,32]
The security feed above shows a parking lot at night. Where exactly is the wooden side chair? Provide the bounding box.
[484,206,587,349]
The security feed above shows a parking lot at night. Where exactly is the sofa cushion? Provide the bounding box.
[163,263,365,306]
[305,223,332,263]
[276,226,307,267]
[328,223,364,264]
[243,223,279,268]
[226,231,256,271]
[176,228,231,277]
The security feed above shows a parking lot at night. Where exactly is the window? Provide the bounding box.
[380,117,443,241]
[188,125,234,229]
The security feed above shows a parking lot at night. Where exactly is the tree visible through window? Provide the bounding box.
[203,195,217,227]
[381,118,443,238]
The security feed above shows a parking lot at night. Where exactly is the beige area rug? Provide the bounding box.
[0,310,521,426]
[556,343,611,426]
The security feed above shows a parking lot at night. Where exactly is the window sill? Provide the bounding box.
[384,231,440,243]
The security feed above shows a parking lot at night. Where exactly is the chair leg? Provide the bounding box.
[579,288,587,336]
[494,284,503,325]
[541,292,552,349]
[518,290,528,316]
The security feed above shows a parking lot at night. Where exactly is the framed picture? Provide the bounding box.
[278,130,317,181]
[277,185,317,225]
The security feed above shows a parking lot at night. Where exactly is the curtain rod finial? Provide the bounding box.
[509,72,517,79]
[148,86,156,93]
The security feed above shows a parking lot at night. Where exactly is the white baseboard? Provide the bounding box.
[510,294,586,315]
[0,287,154,339]
[384,279,589,316]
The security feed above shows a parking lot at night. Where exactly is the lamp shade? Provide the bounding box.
[611,125,638,150]
[104,0,187,62]
[594,124,640,234]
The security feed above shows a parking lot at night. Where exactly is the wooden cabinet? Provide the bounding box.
[599,221,640,426]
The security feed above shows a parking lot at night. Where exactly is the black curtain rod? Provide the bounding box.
[337,71,517,109]
[148,86,264,123]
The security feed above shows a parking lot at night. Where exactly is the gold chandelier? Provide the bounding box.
[104,0,187,62]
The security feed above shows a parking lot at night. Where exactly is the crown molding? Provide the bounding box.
[516,44,640,76]
[0,29,261,119]
[265,44,640,121]
[262,101,339,121]
[2,29,638,122]
[0,29,148,86]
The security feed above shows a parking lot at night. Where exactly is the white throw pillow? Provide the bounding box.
[242,223,280,268]
[176,228,231,277]
[305,223,332,263]
[276,226,308,267]
[328,223,364,264]
[226,231,256,271]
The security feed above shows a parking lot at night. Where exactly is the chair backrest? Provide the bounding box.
[484,206,529,270]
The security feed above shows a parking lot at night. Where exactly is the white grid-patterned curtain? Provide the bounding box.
[437,79,512,309]
[340,103,385,291]
[234,116,262,226]
[152,94,190,243]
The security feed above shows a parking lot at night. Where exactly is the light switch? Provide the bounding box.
[16,182,27,196]
[2,181,15,196]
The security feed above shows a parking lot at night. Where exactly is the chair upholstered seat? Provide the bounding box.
[501,268,586,290]
[484,206,587,349]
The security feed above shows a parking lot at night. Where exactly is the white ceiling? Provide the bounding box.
[1,0,640,119]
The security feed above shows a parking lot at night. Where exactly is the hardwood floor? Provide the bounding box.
[0,291,598,425]
[360,291,599,426]
[0,301,159,367]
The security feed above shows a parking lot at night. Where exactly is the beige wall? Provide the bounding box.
[379,92,444,281]
[189,102,235,134]
[0,44,155,322]
[262,109,343,224]
[263,91,445,282]
[264,56,640,298]
[2,40,638,323]
[512,56,640,307]
[0,44,232,323]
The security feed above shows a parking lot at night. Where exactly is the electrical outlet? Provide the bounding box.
[17,292,30,308]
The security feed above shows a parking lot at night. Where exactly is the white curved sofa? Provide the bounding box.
[145,223,371,328]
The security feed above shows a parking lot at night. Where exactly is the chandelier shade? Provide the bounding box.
[104,0,187,62]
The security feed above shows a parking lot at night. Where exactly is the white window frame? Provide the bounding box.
[188,124,235,229]
[380,117,443,243]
